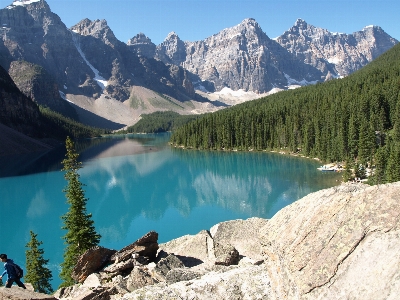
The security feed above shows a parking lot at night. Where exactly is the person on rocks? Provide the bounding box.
[0,253,26,289]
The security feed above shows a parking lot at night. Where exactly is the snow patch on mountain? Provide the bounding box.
[216,87,259,98]
[8,0,39,8]
[284,73,319,86]
[71,31,108,90]
[327,57,342,64]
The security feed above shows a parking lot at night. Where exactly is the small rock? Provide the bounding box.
[166,268,201,284]
[126,267,158,292]
[214,243,240,266]
[152,254,185,281]
[82,273,102,288]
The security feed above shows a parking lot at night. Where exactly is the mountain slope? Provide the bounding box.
[0,63,42,135]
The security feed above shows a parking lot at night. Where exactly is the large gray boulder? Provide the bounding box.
[260,182,400,299]
[158,230,213,267]
[210,217,268,262]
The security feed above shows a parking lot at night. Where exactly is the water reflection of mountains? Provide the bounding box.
[0,134,169,178]
[84,145,340,244]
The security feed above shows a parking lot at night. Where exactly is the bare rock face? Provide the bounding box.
[8,60,78,119]
[54,184,400,300]
[260,182,400,299]
[165,268,201,284]
[127,33,156,58]
[71,246,116,283]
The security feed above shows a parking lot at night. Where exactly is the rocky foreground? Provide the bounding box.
[2,182,399,299]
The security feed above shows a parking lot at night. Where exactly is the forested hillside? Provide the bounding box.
[119,111,201,134]
[170,44,400,183]
[1,64,109,155]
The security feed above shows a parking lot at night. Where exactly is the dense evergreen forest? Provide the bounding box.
[40,107,110,139]
[119,111,201,134]
[171,44,400,184]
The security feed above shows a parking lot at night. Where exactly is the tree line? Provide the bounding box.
[40,106,110,139]
[170,43,400,184]
[118,111,201,134]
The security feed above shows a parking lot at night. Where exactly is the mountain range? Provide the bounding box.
[0,0,398,130]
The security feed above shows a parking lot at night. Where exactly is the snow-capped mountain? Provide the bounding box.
[276,19,398,78]
[0,0,398,129]
[131,18,397,93]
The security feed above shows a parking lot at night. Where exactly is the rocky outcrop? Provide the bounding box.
[0,64,43,137]
[8,60,78,119]
[127,33,156,58]
[54,182,400,300]
[71,246,117,283]
[54,218,266,299]
[111,231,159,263]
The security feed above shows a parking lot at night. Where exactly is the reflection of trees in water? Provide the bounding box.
[92,146,340,244]
[172,148,339,186]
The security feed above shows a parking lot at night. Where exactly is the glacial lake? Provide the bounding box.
[0,133,340,289]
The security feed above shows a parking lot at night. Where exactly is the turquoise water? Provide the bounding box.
[0,133,340,288]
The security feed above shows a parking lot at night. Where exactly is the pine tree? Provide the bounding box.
[25,231,53,294]
[342,159,353,182]
[59,136,101,288]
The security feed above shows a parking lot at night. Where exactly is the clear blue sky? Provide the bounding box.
[2,0,399,44]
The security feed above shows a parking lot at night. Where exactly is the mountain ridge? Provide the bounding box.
[0,0,398,130]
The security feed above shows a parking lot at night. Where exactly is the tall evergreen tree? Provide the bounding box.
[25,231,53,294]
[59,136,101,288]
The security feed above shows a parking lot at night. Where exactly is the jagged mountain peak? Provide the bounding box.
[233,18,264,35]
[72,18,110,34]
[164,31,181,41]
[293,18,314,30]
[240,17,258,26]
[71,18,119,46]
[127,32,153,45]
